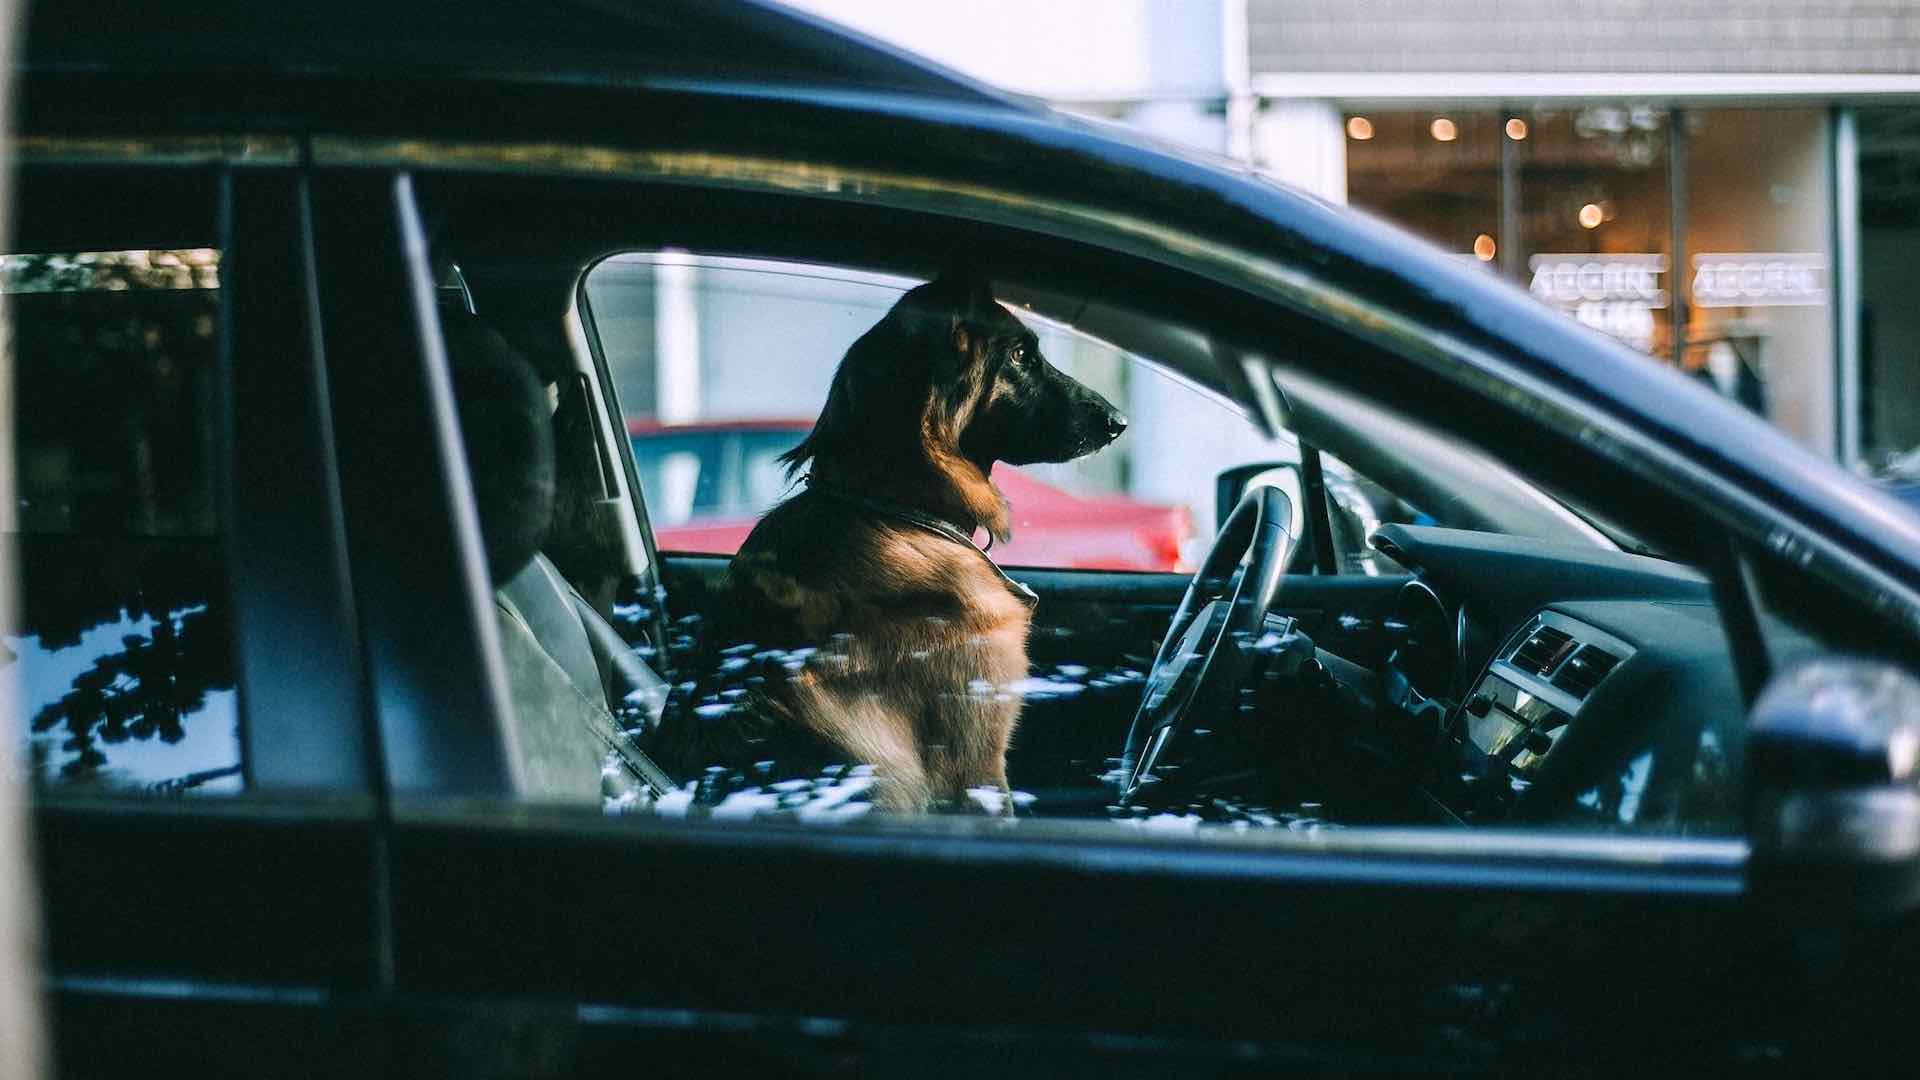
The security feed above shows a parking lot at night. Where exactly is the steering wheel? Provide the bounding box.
[1119,485,1295,803]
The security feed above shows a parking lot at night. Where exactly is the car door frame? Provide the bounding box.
[354,149,1850,1069]
[20,148,393,1075]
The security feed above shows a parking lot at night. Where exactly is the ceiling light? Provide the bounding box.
[1430,117,1457,142]
[1578,203,1604,229]
[1346,116,1374,140]
[1473,234,1497,261]
[1505,117,1528,140]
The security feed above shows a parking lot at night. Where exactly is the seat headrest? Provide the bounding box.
[444,315,554,584]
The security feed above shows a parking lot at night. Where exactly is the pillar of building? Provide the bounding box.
[1252,100,1348,203]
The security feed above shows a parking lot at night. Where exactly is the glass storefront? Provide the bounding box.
[1685,109,1834,451]
[1858,107,1920,472]
[1345,104,1837,454]
[1342,110,1500,260]
[1521,106,1672,356]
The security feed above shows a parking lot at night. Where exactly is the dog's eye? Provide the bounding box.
[1009,344,1027,363]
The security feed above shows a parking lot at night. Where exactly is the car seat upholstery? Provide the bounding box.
[443,314,672,805]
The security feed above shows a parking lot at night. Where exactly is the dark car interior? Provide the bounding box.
[399,169,1859,836]
[14,4,1920,1072]
[13,162,1901,840]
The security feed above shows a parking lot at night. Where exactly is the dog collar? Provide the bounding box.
[805,478,1039,610]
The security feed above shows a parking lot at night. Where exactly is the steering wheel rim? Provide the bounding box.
[1119,484,1295,803]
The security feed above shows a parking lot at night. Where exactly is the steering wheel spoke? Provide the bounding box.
[1118,486,1295,804]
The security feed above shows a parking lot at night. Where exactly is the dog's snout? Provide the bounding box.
[1105,412,1129,440]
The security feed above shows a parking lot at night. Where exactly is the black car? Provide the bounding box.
[12,1,1920,1075]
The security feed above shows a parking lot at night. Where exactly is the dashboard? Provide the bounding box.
[1367,524,1746,832]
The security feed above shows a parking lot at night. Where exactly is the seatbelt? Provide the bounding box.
[495,585,676,800]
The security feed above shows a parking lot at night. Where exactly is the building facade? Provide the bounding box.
[1242,0,1920,468]
[775,1,1920,482]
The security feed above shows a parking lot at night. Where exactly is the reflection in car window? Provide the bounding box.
[6,247,241,794]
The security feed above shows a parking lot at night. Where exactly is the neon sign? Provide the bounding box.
[1690,253,1827,308]
[1528,254,1667,350]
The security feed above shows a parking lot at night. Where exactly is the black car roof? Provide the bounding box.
[21,0,1017,108]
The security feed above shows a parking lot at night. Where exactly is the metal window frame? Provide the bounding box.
[1832,107,1863,468]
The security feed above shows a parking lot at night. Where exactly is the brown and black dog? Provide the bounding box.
[711,267,1127,812]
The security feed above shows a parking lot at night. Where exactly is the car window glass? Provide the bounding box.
[373,190,1754,843]
[548,246,1741,834]
[584,253,1430,573]
[6,243,241,795]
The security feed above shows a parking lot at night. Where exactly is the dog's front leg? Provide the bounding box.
[924,689,1021,816]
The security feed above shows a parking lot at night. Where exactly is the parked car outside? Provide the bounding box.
[630,417,1194,569]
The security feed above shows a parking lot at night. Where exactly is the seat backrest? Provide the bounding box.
[442,315,555,586]
[445,312,673,804]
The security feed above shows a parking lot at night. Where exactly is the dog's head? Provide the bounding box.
[780,267,1127,538]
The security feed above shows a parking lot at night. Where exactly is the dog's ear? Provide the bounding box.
[925,262,1001,380]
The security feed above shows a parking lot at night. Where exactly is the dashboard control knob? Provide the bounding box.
[1465,691,1495,717]
[1523,729,1554,755]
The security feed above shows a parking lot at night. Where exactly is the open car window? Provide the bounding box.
[406,213,1758,838]
[584,253,1450,573]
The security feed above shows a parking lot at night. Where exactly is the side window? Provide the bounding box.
[583,252,1427,573]
[6,240,239,794]
[440,213,1741,839]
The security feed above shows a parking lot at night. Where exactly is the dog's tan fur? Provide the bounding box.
[707,269,1122,812]
[725,519,1032,812]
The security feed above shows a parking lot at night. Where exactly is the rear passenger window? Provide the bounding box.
[6,240,238,794]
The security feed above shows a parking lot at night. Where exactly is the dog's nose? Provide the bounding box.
[1106,412,1129,439]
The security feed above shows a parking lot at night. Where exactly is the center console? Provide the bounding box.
[1429,610,1636,820]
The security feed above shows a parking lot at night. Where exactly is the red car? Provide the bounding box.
[629,418,1192,570]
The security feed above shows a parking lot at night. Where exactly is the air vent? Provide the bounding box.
[1510,624,1576,676]
[1552,646,1621,698]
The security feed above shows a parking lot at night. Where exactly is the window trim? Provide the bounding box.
[222,167,375,793]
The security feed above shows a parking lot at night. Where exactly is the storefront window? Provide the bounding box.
[1345,110,1501,263]
[1342,103,1838,454]
[1519,106,1672,356]
[1857,107,1920,469]
[1683,109,1834,452]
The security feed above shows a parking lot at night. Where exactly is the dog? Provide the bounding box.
[707,267,1127,813]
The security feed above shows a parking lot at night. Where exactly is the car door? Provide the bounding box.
[309,152,1920,1075]
[14,154,388,1075]
[17,9,1920,1080]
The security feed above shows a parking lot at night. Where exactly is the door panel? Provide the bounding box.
[388,809,1792,1072]
[36,802,381,984]
[39,801,388,1077]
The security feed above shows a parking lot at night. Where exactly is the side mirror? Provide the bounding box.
[1748,658,1920,920]
[1216,462,1303,534]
